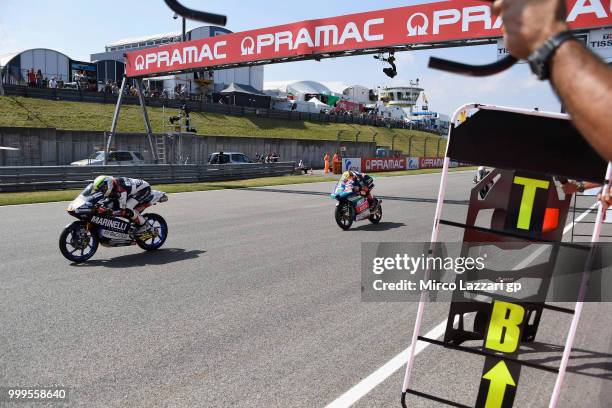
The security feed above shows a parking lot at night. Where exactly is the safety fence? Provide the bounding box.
[2,85,444,134]
[0,162,296,192]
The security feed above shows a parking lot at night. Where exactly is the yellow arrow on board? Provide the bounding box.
[482,360,516,408]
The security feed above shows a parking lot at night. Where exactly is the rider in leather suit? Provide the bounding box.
[92,176,152,234]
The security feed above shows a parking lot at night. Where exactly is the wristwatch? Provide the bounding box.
[577,182,585,193]
[528,31,577,80]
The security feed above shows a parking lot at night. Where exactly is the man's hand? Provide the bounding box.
[492,0,569,59]
[96,207,112,216]
[113,209,128,218]
[562,182,578,195]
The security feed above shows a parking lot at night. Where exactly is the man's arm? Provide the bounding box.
[493,0,612,161]
[550,42,612,160]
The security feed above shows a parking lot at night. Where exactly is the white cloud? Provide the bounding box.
[394,51,417,65]
[263,80,297,91]
[320,81,351,93]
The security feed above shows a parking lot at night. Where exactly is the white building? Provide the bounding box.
[286,81,333,101]
[342,85,372,105]
[90,26,264,95]
[378,85,424,116]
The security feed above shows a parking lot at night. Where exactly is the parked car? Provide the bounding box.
[71,151,145,166]
[208,152,252,165]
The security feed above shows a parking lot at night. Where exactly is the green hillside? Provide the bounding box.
[0,96,446,157]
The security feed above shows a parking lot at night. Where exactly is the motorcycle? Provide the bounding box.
[59,183,169,263]
[473,166,492,199]
[331,175,382,230]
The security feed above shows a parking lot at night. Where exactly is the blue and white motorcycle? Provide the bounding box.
[59,183,169,263]
[331,173,382,230]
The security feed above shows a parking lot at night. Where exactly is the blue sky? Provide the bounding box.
[0,0,562,115]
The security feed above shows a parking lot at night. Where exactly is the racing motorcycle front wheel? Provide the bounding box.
[59,221,99,263]
[369,204,382,224]
[335,203,354,231]
[136,213,168,251]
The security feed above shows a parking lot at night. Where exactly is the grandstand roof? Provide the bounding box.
[287,81,332,96]
[0,49,71,68]
[106,32,181,48]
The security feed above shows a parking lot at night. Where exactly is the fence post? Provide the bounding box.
[424,137,430,157]
[337,130,344,153]
[372,132,378,143]
[355,131,361,143]
[436,138,442,157]
[391,134,398,152]
[408,135,415,157]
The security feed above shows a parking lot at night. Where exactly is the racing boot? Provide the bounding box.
[368,196,379,210]
[131,222,151,236]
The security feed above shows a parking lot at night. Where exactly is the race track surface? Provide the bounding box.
[1,171,611,407]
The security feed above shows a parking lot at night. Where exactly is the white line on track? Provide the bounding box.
[324,202,599,408]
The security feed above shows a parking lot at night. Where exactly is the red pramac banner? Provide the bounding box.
[125,0,612,77]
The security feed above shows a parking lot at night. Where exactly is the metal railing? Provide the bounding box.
[0,162,296,192]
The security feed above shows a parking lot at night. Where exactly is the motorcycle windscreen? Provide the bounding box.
[448,108,607,183]
[333,180,355,198]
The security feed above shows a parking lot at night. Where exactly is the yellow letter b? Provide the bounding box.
[485,301,525,353]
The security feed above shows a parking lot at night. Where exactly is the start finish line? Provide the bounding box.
[124,0,612,77]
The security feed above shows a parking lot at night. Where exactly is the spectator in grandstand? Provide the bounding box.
[492,0,612,161]
[27,69,36,86]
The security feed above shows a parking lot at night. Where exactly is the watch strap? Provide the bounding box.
[528,31,576,80]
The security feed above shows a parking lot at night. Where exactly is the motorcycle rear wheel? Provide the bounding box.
[335,203,354,230]
[59,222,99,263]
[136,214,168,251]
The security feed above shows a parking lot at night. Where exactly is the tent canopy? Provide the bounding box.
[220,82,267,96]
[308,97,330,108]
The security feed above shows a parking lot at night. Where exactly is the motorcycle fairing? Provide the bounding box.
[89,215,131,234]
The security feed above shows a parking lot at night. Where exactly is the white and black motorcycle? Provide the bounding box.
[59,183,169,263]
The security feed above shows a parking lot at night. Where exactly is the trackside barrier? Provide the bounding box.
[341,157,469,173]
[0,162,295,192]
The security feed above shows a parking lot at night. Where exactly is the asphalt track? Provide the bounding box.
[1,171,611,408]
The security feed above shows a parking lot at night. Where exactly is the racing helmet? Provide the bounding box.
[92,175,114,196]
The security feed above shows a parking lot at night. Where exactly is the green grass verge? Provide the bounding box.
[0,96,446,157]
[0,167,475,206]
